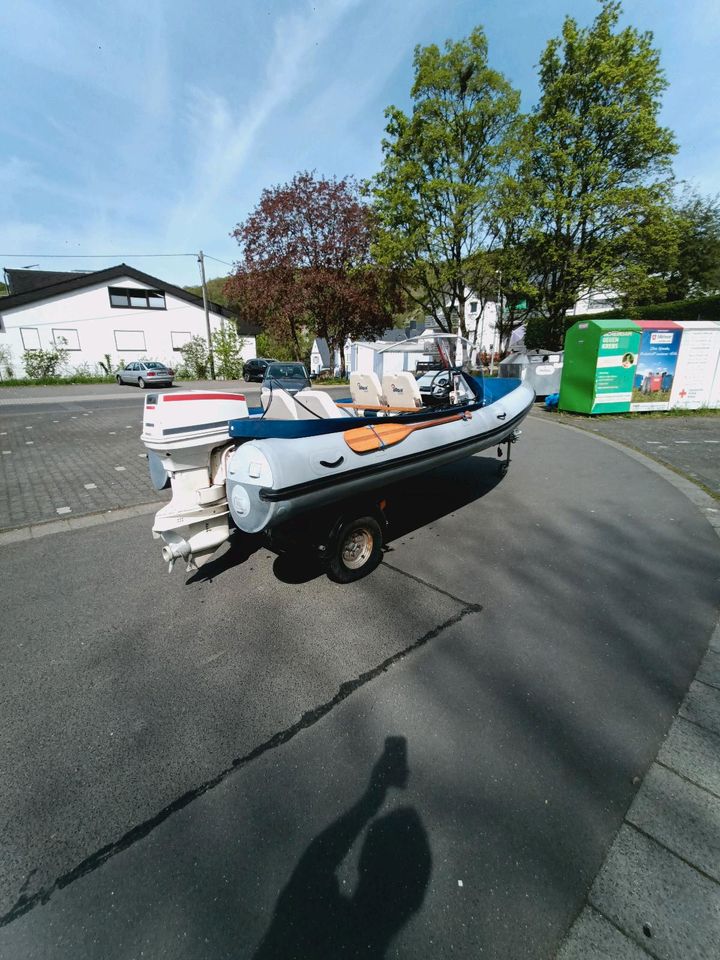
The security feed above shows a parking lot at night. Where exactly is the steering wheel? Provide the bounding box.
[429,371,450,398]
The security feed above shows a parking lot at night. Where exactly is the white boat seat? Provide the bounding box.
[382,371,423,409]
[261,388,299,420]
[294,389,348,419]
[350,372,386,408]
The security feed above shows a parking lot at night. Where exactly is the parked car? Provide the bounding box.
[261,362,312,396]
[243,357,277,382]
[116,361,174,389]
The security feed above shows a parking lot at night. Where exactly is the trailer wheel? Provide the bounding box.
[327,516,383,583]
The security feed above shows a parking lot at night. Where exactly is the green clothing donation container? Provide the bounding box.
[559,318,641,414]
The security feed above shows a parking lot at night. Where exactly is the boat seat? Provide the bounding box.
[350,372,386,409]
[261,388,299,420]
[293,389,348,419]
[382,371,423,409]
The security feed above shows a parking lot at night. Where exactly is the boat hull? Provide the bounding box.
[226,381,534,533]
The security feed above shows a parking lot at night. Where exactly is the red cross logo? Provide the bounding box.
[679,389,687,398]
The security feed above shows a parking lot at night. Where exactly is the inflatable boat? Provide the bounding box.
[141,349,534,579]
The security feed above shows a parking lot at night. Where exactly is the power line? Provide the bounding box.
[0,252,197,259]
[203,254,236,269]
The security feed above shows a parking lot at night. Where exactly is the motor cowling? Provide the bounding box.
[141,390,249,570]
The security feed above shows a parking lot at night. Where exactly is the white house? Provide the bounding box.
[0,265,257,377]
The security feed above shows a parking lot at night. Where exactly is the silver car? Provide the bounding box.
[116,361,174,389]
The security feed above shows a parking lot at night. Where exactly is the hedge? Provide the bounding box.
[580,294,720,323]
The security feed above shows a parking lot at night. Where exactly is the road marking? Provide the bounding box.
[646,441,661,444]
[71,416,77,419]
[25,441,34,445]
[56,507,71,515]
[674,440,691,444]
[0,432,6,435]
[2,450,11,455]
[52,420,59,423]
[704,440,719,444]
[125,425,132,429]
[84,483,97,490]
[25,426,32,430]
[115,466,126,472]
[82,413,89,416]
[109,431,116,435]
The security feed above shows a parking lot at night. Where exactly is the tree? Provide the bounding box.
[663,187,720,302]
[226,172,397,373]
[184,276,232,307]
[371,27,522,336]
[523,1,677,347]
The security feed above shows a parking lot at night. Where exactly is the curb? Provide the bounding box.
[0,501,163,547]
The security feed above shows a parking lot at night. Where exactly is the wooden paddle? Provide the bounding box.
[344,412,468,454]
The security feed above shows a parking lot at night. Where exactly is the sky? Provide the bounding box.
[0,0,718,288]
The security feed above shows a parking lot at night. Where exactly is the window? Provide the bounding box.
[114,330,146,351]
[52,328,81,351]
[171,331,192,351]
[108,287,166,310]
[20,328,41,350]
[470,301,478,314]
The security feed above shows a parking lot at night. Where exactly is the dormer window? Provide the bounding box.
[108,287,166,310]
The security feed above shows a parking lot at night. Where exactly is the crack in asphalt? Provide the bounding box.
[1,594,482,928]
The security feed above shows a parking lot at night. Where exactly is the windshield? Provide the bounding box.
[144,362,168,370]
[265,364,307,379]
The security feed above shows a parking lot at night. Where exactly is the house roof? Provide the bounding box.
[5,268,92,294]
[0,263,260,335]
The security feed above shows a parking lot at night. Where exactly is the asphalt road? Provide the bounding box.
[534,408,720,498]
[1,413,718,959]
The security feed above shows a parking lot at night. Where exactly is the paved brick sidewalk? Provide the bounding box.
[0,401,167,529]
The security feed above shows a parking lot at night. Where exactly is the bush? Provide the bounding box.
[212,324,245,379]
[0,346,14,379]
[23,346,69,379]
[178,336,209,379]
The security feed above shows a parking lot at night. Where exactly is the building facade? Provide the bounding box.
[0,265,257,377]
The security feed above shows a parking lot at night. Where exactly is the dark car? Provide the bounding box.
[243,357,277,382]
[116,360,174,388]
[261,362,312,396]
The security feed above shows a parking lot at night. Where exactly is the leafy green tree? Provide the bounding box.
[523,1,677,347]
[662,188,720,302]
[371,27,522,336]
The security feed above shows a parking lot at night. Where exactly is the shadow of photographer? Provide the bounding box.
[253,736,432,959]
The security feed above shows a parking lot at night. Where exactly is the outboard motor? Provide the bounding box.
[141,390,249,570]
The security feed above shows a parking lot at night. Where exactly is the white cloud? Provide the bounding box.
[163,0,363,245]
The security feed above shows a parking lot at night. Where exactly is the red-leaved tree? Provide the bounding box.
[226,172,399,372]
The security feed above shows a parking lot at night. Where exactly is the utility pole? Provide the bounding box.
[197,250,216,379]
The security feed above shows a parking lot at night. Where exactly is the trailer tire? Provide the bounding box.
[327,516,383,583]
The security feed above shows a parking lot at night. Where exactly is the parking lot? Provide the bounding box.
[0,384,719,959]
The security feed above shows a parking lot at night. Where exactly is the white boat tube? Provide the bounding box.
[225,380,534,533]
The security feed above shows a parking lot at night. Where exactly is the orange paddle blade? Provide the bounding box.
[344,413,465,454]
